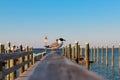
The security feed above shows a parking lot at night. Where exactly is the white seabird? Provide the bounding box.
[45,38,66,49]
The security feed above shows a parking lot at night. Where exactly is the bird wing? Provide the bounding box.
[49,42,59,48]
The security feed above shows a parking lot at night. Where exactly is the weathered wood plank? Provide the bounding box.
[0,52,33,61]
[0,59,32,79]
[15,61,39,80]
[28,51,104,80]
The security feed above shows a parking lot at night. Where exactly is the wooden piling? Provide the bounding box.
[9,59,15,80]
[19,45,24,75]
[6,43,10,80]
[12,45,16,52]
[101,46,104,65]
[20,44,23,52]
[97,47,99,64]
[80,47,82,57]
[112,44,114,69]
[106,46,108,68]
[0,44,5,80]
[72,46,75,60]
[6,63,10,80]
[67,44,71,59]
[0,44,5,53]
[77,45,80,62]
[25,46,29,70]
[91,47,93,61]
[85,43,90,70]
[29,53,33,66]
[75,42,78,62]
[31,53,34,65]
[65,46,67,57]
[66,46,69,58]
[7,41,11,53]
[0,62,6,80]
[62,47,65,56]
[94,47,96,63]
[19,57,23,75]
[119,44,120,72]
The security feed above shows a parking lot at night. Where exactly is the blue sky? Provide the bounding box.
[0,0,120,48]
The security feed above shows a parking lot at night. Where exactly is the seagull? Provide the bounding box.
[45,38,66,49]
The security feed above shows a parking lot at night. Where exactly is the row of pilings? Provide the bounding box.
[62,42,120,72]
[62,42,90,70]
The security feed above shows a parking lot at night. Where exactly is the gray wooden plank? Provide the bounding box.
[28,51,104,80]
[15,61,39,80]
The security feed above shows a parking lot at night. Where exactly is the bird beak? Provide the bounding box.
[63,39,66,41]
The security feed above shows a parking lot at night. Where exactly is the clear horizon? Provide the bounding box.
[0,0,120,48]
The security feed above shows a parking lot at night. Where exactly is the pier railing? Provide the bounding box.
[0,51,46,80]
[0,51,33,80]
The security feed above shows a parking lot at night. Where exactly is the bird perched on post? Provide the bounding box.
[45,38,66,50]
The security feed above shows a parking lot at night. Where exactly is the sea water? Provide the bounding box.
[33,48,120,80]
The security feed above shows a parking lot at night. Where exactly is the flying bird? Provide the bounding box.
[45,38,66,49]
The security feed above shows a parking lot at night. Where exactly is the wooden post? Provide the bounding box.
[0,44,5,80]
[97,47,99,64]
[119,44,120,72]
[112,44,114,69]
[20,44,23,52]
[0,44,5,53]
[80,47,82,57]
[29,46,32,66]
[91,47,93,61]
[19,45,24,75]
[85,43,90,70]
[69,44,72,60]
[25,46,29,70]
[62,47,65,56]
[94,47,96,63]
[75,42,78,63]
[67,44,71,59]
[101,46,104,65]
[6,62,10,80]
[7,41,11,53]
[14,59,19,78]
[31,53,34,65]
[106,46,108,68]
[77,45,80,62]
[0,62,6,80]
[28,53,30,68]
[19,57,23,75]
[27,46,32,67]
[65,46,67,57]
[6,42,10,80]
[72,46,75,60]
[9,59,14,80]
[12,45,16,52]
[29,53,33,66]
[66,46,69,58]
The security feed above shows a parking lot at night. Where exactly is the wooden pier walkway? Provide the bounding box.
[15,61,39,80]
[16,51,104,80]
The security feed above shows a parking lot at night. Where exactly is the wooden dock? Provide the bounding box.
[16,51,104,80]
[15,61,39,80]
[1,41,120,80]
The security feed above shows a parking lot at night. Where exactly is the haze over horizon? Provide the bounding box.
[0,0,120,48]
